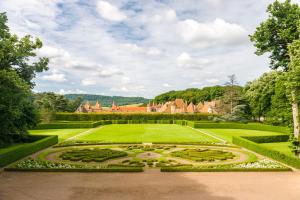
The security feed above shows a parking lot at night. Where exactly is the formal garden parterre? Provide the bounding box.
[2,117,297,172]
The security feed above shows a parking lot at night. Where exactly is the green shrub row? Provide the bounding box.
[34,120,189,129]
[55,112,215,121]
[0,135,58,167]
[189,122,289,134]
[160,167,291,172]
[232,136,300,169]
[4,167,143,172]
[242,135,289,143]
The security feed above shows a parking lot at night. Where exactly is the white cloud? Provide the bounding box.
[177,18,247,48]
[176,52,210,69]
[58,89,85,95]
[163,83,171,88]
[81,78,97,86]
[97,1,127,22]
[206,78,220,84]
[41,70,66,82]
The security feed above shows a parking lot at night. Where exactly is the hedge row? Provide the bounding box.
[55,112,215,121]
[242,135,289,143]
[160,167,291,172]
[4,167,143,172]
[0,135,58,167]
[34,120,189,129]
[232,136,300,169]
[189,122,290,134]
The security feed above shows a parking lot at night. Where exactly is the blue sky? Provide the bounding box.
[1,0,298,98]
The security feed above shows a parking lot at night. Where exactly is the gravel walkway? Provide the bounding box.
[1,171,300,200]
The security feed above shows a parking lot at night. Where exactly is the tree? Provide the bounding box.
[250,0,300,71]
[287,39,300,139]
[223,74,241,114]
[0,12,49,88]
[250,0,300,138]
[244,71,278,121]
[0,12,48,143]
[0,70,38,146]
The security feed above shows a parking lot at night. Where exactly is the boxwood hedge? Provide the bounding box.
[232,136,300,169]
[0,135,58,167]
[55,113,215,121]
[189,122,290,134]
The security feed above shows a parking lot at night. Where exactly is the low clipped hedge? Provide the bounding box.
[242,135,289,143]
[4,167,143,172]
[161,167,291,172]
[232,136,300,169]
[55,112,215,121]
[0,135,58,167]
[189,122,290,134]
[34,120,189,129]
[34,121,104,129]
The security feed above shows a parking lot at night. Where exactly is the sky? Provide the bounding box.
[1,0,299,98]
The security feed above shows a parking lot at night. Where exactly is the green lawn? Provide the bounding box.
[29,129,88,142]
[74,124,219,143]
[199,129,285,143]
[260,142,294,156]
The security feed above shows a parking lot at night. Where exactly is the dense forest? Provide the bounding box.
[153,85,242,104]
[64,94,150,107]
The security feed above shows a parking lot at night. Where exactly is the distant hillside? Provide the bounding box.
[64,94,150,107]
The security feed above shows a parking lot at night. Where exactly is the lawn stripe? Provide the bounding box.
[65,126,103,141]
[185,126,227,143]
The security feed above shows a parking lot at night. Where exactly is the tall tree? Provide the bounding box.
[224,74,240,114]
[250,0,300,138]
[0,12,48,143]
[0,12,49,88]
[244,71,278,121]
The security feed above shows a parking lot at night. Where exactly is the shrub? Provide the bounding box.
[55,113,215,121]
[192,122,289,133]
[0,135,58,167]
[242,135,289,143]
[232,136,300,169]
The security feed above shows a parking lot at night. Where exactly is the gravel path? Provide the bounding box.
[1,171,300,200]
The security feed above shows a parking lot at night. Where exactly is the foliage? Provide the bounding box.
[0,69,38,145]
[0,12,48,144]
[232,136,300,169]
[0,135,58,167]
[289,136,300,155]
[64,94,150,107]
[154,86,227,104]
[161,159,289,172]
[6,158,143,172]
[34,121,103,129]
[249,0,300,71]
[242,135,289,143]
[0,13,49,87]
[171,148,235,162]
[60,148,127,162]
[221,105,251,122]
[191,122,290,134]
[34,92,82,122]
[55,112,215,121]
[244,71,278,120]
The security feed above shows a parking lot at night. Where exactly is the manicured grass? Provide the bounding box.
[29,129,88,142]
[75,124,219,143]
[200,129,285,143]
[260,142,294,156]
